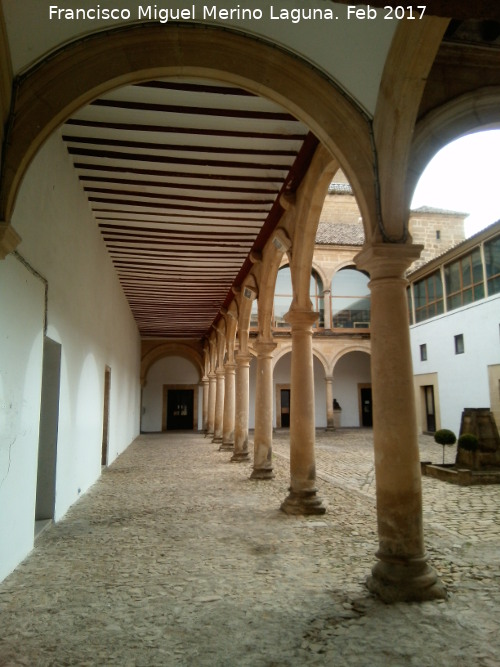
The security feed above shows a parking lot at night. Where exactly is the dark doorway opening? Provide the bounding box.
[280,389,290,428]
[167,389,194,430]
[424,385,436,433]
[360,386,373,427]
[102,366,111,466]
[35,337,61,533]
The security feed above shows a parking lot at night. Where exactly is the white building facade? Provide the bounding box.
[409,222,500,437]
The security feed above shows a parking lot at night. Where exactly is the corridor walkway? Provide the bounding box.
[1,431,499,667]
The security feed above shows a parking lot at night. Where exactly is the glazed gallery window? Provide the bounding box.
[273,266,324,328]
[331,268,370,329]
[484,234,500,296]
[444,247,484,311]
[413,271,444,323]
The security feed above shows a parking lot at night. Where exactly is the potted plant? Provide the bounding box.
[434,429,456,465]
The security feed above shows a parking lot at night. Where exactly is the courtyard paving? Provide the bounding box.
[0,429,499,666]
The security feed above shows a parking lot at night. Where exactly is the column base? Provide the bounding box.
[231,451,250,462]
[219,441,234,452]
[212,435,222,444]
[280,489,326,516]
[366,555,447,603]
[250,467,275,480]
[324,426,335,432]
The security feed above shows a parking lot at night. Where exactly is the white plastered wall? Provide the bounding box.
[0,255,45,581]
[332,351,372,427]
[141,356,201,432]
[0,129,141,581]
[411,295,500,435]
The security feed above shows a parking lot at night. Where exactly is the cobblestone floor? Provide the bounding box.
[1,429,499,666]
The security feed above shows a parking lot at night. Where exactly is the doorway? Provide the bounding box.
[101,366,111,466]
[35,338,61,532]
[280,388,291,428]
[423,385,436,433]
[166,388,194,430]
[359,385,373,427]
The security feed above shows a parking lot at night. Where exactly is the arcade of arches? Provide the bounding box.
[2,2,500,603]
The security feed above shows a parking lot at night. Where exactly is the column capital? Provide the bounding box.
[0,222,21,259]
[224,361,236,373]
[235,352,252,366]
[354,243,423,280]
[215,367,226,377]
[254,338,277,357]
[284,307,319,329]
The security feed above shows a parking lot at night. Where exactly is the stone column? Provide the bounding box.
[220,362,236,451]
[250,339,276,480]
[212,368,225,444]
[325,376,335,431]
[322,288,332,330]
[207,372,216,437]
[280,308,325,515]
[202,376,209,433]
[356,243,446,603]
[231,352,251,462]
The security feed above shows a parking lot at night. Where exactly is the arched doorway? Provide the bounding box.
[332,350,372,427]
[142,356,201,432]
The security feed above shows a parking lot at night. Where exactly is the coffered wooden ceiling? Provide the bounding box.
[62,78,315,339]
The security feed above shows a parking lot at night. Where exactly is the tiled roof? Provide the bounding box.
[407,218,500,277]
[315,222,365,245]
[328,182,353,195]
[411,205,469,217]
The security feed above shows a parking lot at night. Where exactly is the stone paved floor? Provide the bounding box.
[1,429,499,667]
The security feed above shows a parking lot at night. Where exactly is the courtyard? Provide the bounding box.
[0,430,499,666]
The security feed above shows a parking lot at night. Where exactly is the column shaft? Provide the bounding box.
[212,368,225,443]
[232,353,251,462]
[202,378,209,432]
[356,243,446,602]
[220,363,236,451]
[250,339,276,480]
[281,308,325,515]
[325,376,335,431]
[207,373,216,437]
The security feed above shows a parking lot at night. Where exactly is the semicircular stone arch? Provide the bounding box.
[329,343,371,378]
[408,86,500,202]
[1,23,376,239]
[141,342,204,387]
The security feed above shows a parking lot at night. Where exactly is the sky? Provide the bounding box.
[411,129,500,238]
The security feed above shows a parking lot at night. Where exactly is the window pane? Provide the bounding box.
[275,267,292,294]
[461,257,472,287]
[331,268,370,328]
[273,295,292,327]
[445,261,461,293]
[474,283,485,301]
[472,249,483,283]
[414,271,443,322]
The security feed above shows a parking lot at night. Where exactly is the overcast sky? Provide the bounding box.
[411,129,500,238]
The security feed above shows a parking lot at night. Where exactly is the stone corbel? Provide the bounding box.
[0,222,21,259]
[279,191,296,211]
[271,227,292,253]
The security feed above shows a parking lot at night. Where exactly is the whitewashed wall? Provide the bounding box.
[0,130,141,582]
[332,351,371,427]
[411,295,500,435]
[0,256,45,580]
[141,356,201,432]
